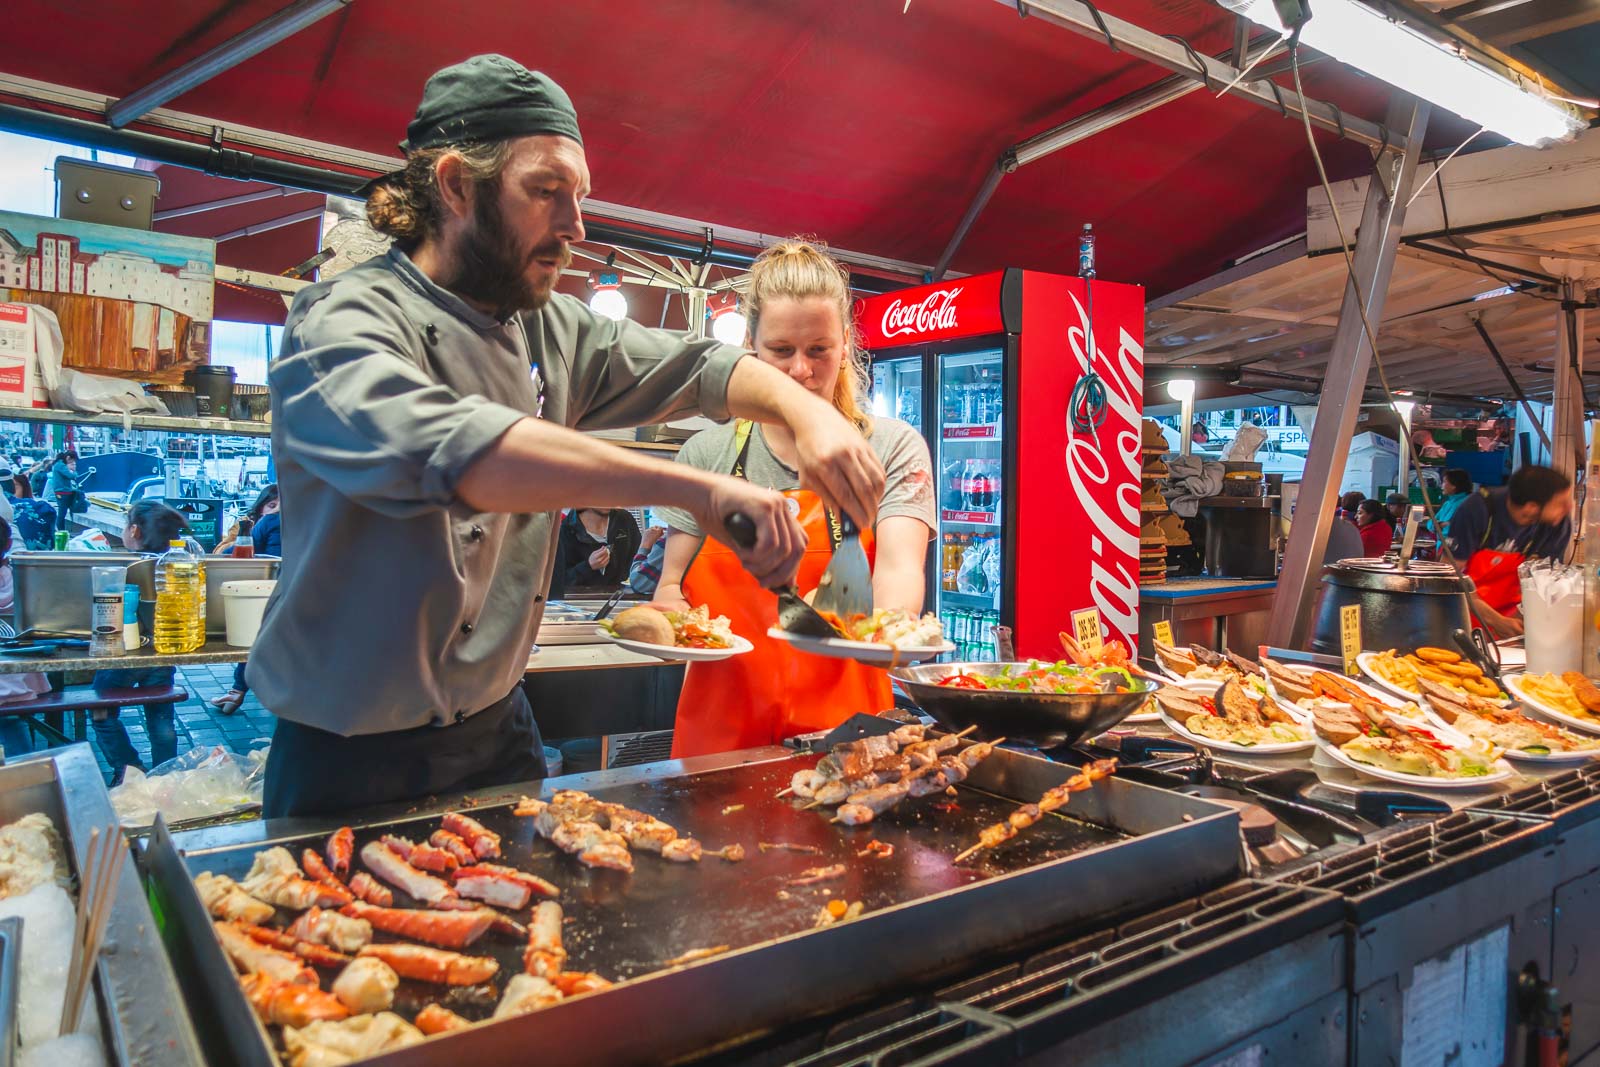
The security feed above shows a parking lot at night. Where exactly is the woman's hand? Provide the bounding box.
[640,526,666,552]
[649,583,692,614]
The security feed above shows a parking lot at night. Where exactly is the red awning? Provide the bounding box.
[1,0,1478,300]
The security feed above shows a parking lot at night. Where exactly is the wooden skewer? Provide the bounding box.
[952,841,987,864]
[61,825,125,1035]
[58,827,97,1036]
[775,787,794,798]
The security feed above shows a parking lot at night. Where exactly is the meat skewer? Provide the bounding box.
[833,738,1003,827]
[785,725,969,799]
[340,900,496,949]
[441,812,502,861]
[954,758,1118,864]
[357,943,499,986]
[326,827,354,878]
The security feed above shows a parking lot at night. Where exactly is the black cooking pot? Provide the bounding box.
[1311,558,1474,656]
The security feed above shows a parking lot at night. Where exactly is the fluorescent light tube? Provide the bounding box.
[1219,0,1584,146]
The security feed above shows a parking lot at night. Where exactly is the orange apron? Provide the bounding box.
[670,423,893,758]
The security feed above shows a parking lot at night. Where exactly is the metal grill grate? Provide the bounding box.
[1277,810,1543,913]
[752,881,1340,1067]
[1470,764,1600,830]
[607,730,675,768]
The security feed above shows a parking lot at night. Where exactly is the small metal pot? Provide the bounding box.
[1311,558,1475,656]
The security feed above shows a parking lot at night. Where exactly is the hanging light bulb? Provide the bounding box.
[708,293,747,347]
[587,271,627,321]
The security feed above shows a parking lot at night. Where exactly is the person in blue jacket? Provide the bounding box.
[210,485,279,714]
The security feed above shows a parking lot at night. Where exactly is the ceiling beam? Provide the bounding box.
[107,0,353,128]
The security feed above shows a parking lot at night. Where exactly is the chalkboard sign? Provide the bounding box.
[166,497,223,552]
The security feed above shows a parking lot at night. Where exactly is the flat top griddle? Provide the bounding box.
[160,742,1242,1067]
[184,753,1126,989]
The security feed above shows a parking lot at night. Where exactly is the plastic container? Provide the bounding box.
[185,365,236,419]
[220,580,276,647]
[154,539,205,653]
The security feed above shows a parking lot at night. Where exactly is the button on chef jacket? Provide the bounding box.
[247,247,744,736]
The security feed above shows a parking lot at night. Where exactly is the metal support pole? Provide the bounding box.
[932,160,1008,281]
[152,186,293,221]
[685,289,710,341]
[107,0,353,128]
[1179,395,1196,458]
[1472,316,1552,452]
[1269,97,1431,649]
[1552,282,1587,480]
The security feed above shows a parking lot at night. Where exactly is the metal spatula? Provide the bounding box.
[724,513,836,638]
[812,514,873,621]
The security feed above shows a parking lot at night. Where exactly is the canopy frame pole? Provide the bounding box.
[931,36,1286,279]
[107,0,353,129]
[1001,0,1404,152]
[1552,280,1588,480]
[1268,97,1431,649]
[1472,315,1553,452]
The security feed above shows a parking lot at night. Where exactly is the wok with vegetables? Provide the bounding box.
[891,638,1156,747]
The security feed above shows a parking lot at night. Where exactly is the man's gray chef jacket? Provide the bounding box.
[247,248,744,736]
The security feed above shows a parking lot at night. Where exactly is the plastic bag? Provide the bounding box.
[51,367,166,415]
[64,530,110,551]
[108,745,267,827]
[1520,559,1584,676]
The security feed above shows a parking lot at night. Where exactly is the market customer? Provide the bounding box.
[91,501,186,786]
[210,484,281,715]
[1335,490,1364,527]
[47,450,89,534]
[0,518,51,758]
[250,55,885,817]
[1445,463,1573,637]
[1423,468,1472,540]
[627,525,667,596]
[1356,499,1394,558]
[556,507,640,591]
[6,476,54,550]
[653,240,936,758]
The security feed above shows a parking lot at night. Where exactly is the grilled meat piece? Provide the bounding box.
[357,943,499,986]
[240,971,349,1028]
[215,921,317,985]
[195,871,274,925]
[325,827,354,878]
[414,1003,471,1035]
[330,956,398,1014]
[441,812,502,861]
[347,871,393,907]
[359,841,459,906]
[240,847,351,911]
[340,900,496,949]
[286,906,372,953]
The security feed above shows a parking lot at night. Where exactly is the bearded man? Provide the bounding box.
[252,54,885,816]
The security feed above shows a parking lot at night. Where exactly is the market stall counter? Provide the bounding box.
[1137,577,1276,666]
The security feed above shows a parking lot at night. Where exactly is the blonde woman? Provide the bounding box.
[654,241,936,757]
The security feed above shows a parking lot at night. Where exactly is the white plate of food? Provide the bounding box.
[1152,683,1315,755]
[598,605,753,662]
[1317,738,1515,789]
[1309,702,1514,789]
[767,628,953,666]
[1503,672,1600,737]
[1422,677,1600,763]
[769,609,953,665]
[1358,649,1508,704]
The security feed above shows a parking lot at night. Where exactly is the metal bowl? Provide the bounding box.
[889,661,1158,748]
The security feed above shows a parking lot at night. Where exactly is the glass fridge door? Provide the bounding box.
[934,346,1005,661]
[869,355,924,434]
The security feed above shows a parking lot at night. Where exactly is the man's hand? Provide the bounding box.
[695,476,805,589]
[791,401,885,530]
[587,546,611,571]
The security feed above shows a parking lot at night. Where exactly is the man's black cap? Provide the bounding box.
[401,54,582,152]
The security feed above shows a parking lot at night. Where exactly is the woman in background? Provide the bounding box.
[1357,498,1395,558]
[6,476,52,550]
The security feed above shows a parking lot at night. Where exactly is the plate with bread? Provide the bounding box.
[599,605,753,662]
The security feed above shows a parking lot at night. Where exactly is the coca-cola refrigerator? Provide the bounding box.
[858,269,1145,662]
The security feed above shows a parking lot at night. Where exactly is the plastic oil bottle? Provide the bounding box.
[154,539,206,653]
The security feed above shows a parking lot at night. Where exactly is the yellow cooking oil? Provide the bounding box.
[154,539,206,653]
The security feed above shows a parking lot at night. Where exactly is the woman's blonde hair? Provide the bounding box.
[745,239,870,433]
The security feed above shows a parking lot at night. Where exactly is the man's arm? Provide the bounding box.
[720,358,886,530]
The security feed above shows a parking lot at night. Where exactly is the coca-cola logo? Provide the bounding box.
[880,288,963,339]
[1062,289,1145,642]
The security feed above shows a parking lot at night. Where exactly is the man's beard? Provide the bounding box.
[444,182,571,318]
